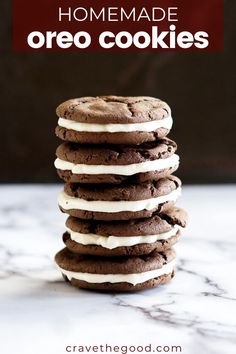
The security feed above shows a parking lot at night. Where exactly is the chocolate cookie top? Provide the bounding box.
[56,138,177,166]
[56,96,170,124]
[55,247,175,274]
[66,207,187,237]
[64,176,181,202]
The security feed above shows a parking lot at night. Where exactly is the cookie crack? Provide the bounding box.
[69,98,96,113]
[102,97,156,107]
[127,103,135,117]
[159,251,168,263]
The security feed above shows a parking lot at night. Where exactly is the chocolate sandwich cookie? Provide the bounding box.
[56,96,172,145]
[63,208,187,257]
[55,138,179,184]
[58,176,181,221]
[55,247,176,292]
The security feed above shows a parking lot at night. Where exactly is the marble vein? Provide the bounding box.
[0,184,236,354]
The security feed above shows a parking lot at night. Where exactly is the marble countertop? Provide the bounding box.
[0,184,235,354]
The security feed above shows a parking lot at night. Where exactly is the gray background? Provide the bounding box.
[0,1,235,183]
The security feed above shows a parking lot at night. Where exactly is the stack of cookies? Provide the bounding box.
[54,96,187,292]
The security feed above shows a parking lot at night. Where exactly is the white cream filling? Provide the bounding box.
[58,187,181,213]
[54,154,179,176]
[68,225,179,249]
[59,259,175,286]
[58,116,173,133]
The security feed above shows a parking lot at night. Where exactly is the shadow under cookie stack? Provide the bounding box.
[54,96,187,292]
